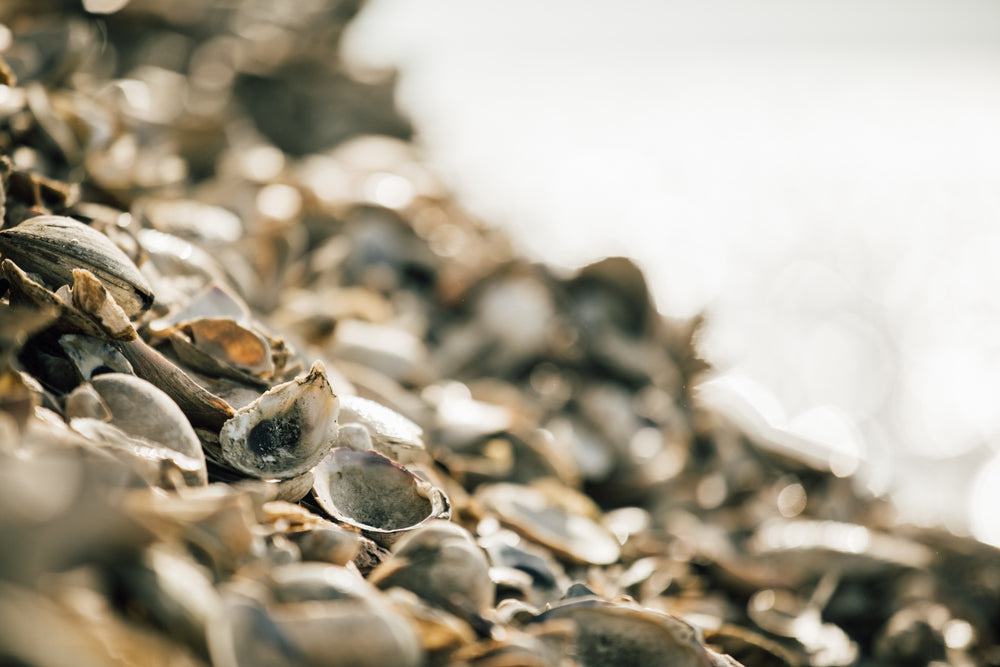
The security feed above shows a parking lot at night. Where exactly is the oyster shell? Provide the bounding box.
[0,215,154,317]
[311,448,450,546]
[90,373,205,467]
[58,334,133,380]
[369,520,493,616]
[219,361,338,479]
[475,482,621,566]
[337,393,425,461]
[535,598,713,667]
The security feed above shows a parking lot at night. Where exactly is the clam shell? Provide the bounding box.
[219,361,338,479]
[0,215,154,317]
[312,448,450,546]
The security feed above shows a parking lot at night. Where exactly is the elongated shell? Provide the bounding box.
[0,215,154,317]
[219,361,339,479]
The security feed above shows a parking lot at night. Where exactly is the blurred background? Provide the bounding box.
[342,0,1000,544]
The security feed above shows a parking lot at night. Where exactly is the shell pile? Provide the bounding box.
[1,3,998,666]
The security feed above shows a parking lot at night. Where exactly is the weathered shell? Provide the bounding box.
[329,318,428,385]
[535,598,713,667]
[337,393,425,461]
[475,483,621,566]
[369,520,493,615]
[2,259,106,339]
[267,598,423,667]
[70,417,207,488]
[219,361,338,479]
[70,268,137,341]
[312,448,450,546]
[59,334,133,381]
[111,545,222,656]
[63,382,110,421]
[90,373,205,472]
[269,563,370,603]
[0,215,154,317]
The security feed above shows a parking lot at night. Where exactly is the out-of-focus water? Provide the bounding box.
[343,0,1000,544]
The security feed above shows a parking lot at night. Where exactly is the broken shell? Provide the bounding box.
[219,361,338,479]
[535,598,713,667]
[3,259,107,339]
[58,334,133,381]
[63,382,110,421]
[475,483,621,566]
[70,268,137,341]
[337,393,425,461]
[0,215,154,317]
[369,520,493,616]
[174,317,274,379]
[312,448,450,546]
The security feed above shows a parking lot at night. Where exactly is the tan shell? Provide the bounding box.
[0,215,154,317]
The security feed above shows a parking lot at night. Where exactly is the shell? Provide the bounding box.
[369,520,493,615]
[0,215,154,317]
[337,393,425,461]
[267,598,423,667]
[70,268,137,341]
[475,482,621,566]
[116,335,236,431]
[219,361,339,479]
[535,598,713,667]
[70,417,207,488]
[58,334,134,380]
[311,448,450,546]
[90,373,205,470]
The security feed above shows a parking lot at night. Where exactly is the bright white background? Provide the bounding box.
[343,0,1000,544]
